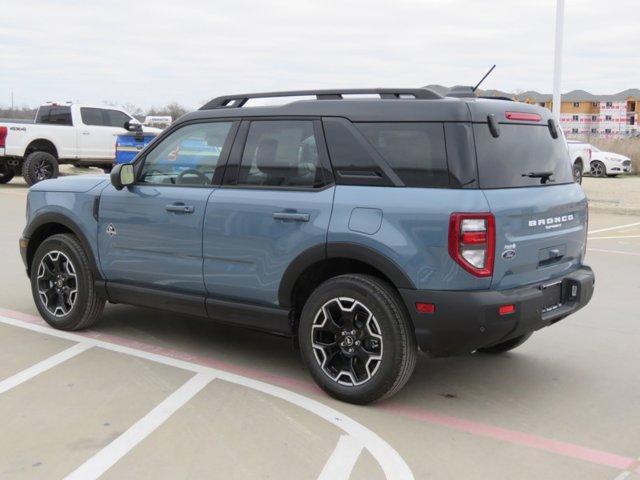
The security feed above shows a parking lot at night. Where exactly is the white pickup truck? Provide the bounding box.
[0,102,161,185]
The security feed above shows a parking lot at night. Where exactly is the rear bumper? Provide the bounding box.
[399,266,595,357]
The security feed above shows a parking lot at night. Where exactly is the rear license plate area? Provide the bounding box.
[541,282,563,313]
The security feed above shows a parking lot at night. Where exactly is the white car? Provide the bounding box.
[568,141,633,178]
[0,102,161,185]
[566,140,591,184]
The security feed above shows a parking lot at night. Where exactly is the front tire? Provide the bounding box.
[30,233,104,330]
[0,163,15,184]
[298,274,417,404]
[23,151,59,186]
[477,332,533,354]
[590,161,606,178]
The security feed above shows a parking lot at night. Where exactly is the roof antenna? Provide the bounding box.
[472,65,496,92]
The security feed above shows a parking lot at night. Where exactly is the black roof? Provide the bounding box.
[177,88,551,125]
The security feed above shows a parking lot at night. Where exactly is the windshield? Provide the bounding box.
[474,123,574,189]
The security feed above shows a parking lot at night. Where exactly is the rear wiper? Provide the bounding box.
[522,171,554,184]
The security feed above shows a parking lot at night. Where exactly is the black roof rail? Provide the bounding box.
[479,96,514,102]
[199,88,443,110]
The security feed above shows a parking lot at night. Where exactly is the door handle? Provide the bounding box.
[166,203,195,214]
[81,131,90,135]
[272,212,310,222]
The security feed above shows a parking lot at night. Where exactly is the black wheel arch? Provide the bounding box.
[25,139,58,158]
[278,242,415,311]
[24,212,101,280]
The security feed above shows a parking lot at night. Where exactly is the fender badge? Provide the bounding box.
[106,224,117,237]
[502,249,516,260]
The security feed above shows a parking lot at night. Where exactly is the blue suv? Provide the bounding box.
[20,88,595,404]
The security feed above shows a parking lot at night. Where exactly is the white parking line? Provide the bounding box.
[318,434,364,480]
[589,235,640,240]
[589,222,640,235]
[588,248,640,257]
[65,372,215,480]
[0,343,91,394]
[0,314,414,480]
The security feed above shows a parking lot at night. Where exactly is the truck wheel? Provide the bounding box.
[23,151,59,186]
[477,332,533,354]
[0,164,14,184]
[572,161,583,184]
[298,274,417,404]
[30,233,105,331]
[590,161,606,178]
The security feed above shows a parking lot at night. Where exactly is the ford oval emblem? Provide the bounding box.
[502,249,516,260]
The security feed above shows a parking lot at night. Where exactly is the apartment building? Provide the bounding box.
[518,89,640,138]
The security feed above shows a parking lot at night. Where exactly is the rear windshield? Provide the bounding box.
[474,124,573,188]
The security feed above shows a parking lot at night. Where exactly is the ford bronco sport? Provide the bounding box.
[20,88,595,404]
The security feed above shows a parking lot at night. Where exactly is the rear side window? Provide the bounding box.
[237,120,322,188]
[81,108,104,126]
[474,124,573,188]
[356,123,449,187]
[36,106,72,126]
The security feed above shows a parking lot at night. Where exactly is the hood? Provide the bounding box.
[596,151,629,162]
[30,174,109,193]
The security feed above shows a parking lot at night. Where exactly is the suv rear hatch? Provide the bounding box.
[470,102,588,290]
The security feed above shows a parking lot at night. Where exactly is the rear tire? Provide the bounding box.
[572,161,583,184]
[590,160,606,178]
[0,164,14,184]
[23,151,59,186]
[298,274,417,404]
[477,332,533,354]
[30,233,104,330]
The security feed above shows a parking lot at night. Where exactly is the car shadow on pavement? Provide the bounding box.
[95,303,567,411]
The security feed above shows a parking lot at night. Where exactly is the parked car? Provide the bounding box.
[566,140,591,184]
[0,102,161,185]
[568,141,633,178]
[19,88,594,404]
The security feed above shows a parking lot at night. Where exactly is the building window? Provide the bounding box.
[539,102,545,107]
[591,115,597,121]
[591,128,597,134]
[572,115,579,121]
[606,102,613,108]
[605,128,612,134]
[592,102,599,107]
[571,128,579,134]
[605,115,612,121]
[572,102,580,108]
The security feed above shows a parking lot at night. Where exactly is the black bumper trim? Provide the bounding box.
[399,266,595,357]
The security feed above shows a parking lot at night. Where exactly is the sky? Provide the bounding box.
[1,0,638,110]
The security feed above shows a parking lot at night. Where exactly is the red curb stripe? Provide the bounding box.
[0,307,636,473]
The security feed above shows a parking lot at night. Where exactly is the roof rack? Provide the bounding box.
[200,88,443,110]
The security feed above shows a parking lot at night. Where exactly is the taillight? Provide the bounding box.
[0,126,7,148]
[587,148,592,161]
[448,213,495,277]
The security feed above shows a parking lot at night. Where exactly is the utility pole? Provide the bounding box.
[552,0,565,121]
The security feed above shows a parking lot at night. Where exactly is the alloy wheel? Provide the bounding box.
[590,162,605,177]
[37,250,78,317]
[35,159,53,181]
[311,297,383,386]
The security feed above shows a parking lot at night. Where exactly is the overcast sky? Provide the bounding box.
[1,0,638,110]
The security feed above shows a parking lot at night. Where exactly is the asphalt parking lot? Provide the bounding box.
[1,178,640,480]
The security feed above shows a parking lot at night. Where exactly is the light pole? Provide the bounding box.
[552,0,565,121]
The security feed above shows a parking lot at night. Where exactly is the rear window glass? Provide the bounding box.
[474,124,573,188]
[356,122,449,187]
[36,106,72,126]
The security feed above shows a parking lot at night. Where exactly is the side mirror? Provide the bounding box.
[124,120,142,132]
[111,163,135,190]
